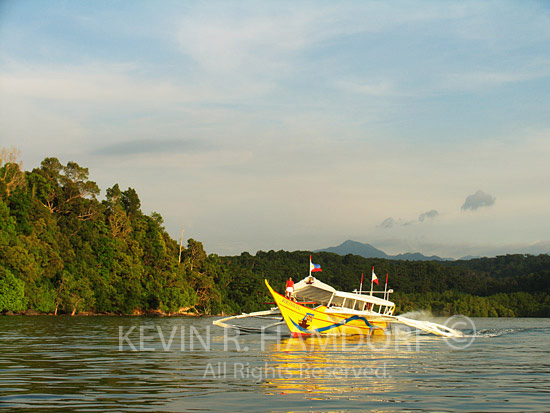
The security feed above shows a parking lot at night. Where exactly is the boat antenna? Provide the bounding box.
[359,273,364,294]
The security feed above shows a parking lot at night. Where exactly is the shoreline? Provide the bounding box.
[3,310,549,318]
[0,310,209,317]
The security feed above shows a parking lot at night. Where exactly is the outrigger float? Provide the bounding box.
[214,268,463,338]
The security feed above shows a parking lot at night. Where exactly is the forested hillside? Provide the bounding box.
[0,149,236,315]
[1,149,549,317]
[222,251,550,317]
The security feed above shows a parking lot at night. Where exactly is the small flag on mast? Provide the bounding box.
[370,266,378,296]
[371,266,379,285]
[309,255,322,273]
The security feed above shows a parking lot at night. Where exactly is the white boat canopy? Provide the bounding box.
[293,276,395,308]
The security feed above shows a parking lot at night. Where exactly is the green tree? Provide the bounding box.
[0,267,27,312]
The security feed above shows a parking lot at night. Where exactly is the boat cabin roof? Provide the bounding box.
[293,276,395,307]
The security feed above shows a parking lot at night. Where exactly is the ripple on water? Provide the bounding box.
[0,316,549,411]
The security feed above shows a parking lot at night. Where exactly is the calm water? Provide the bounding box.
[0,316,548,412]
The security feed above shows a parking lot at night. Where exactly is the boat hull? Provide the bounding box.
[265,280,389,337]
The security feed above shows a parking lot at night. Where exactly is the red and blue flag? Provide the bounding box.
[309,255,322,272]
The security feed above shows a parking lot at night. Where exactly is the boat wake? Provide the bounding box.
[471,327,531,338]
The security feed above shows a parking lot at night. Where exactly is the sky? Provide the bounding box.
[1,0,549,258]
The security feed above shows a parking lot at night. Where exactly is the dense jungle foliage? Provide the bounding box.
[0,149,229,315]
[222,251,550,317]
[1,149,549,317]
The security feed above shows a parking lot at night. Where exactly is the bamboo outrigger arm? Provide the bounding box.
[212,309,285,334]
[387,314,463,337]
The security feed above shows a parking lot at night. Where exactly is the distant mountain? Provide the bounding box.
[393,252,453,261]
[458,255,482,261]
[316,240,454,261]
[317,240,390,259]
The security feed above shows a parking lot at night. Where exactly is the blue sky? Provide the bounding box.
[1,1,549,257]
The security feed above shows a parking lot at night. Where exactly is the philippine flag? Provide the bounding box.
[371,266,379,285]
[310,255,322,272]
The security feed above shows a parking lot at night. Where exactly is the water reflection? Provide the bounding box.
[261,333,422,397]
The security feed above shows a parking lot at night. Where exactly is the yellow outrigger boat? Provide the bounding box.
[214,270,463,338]
[265,278,392,337]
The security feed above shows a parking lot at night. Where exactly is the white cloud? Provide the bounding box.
[178,13,305,74]
[174,2,469,81]
[440,68,550,92]
[336,80,403,97]
[0,63,272,105]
